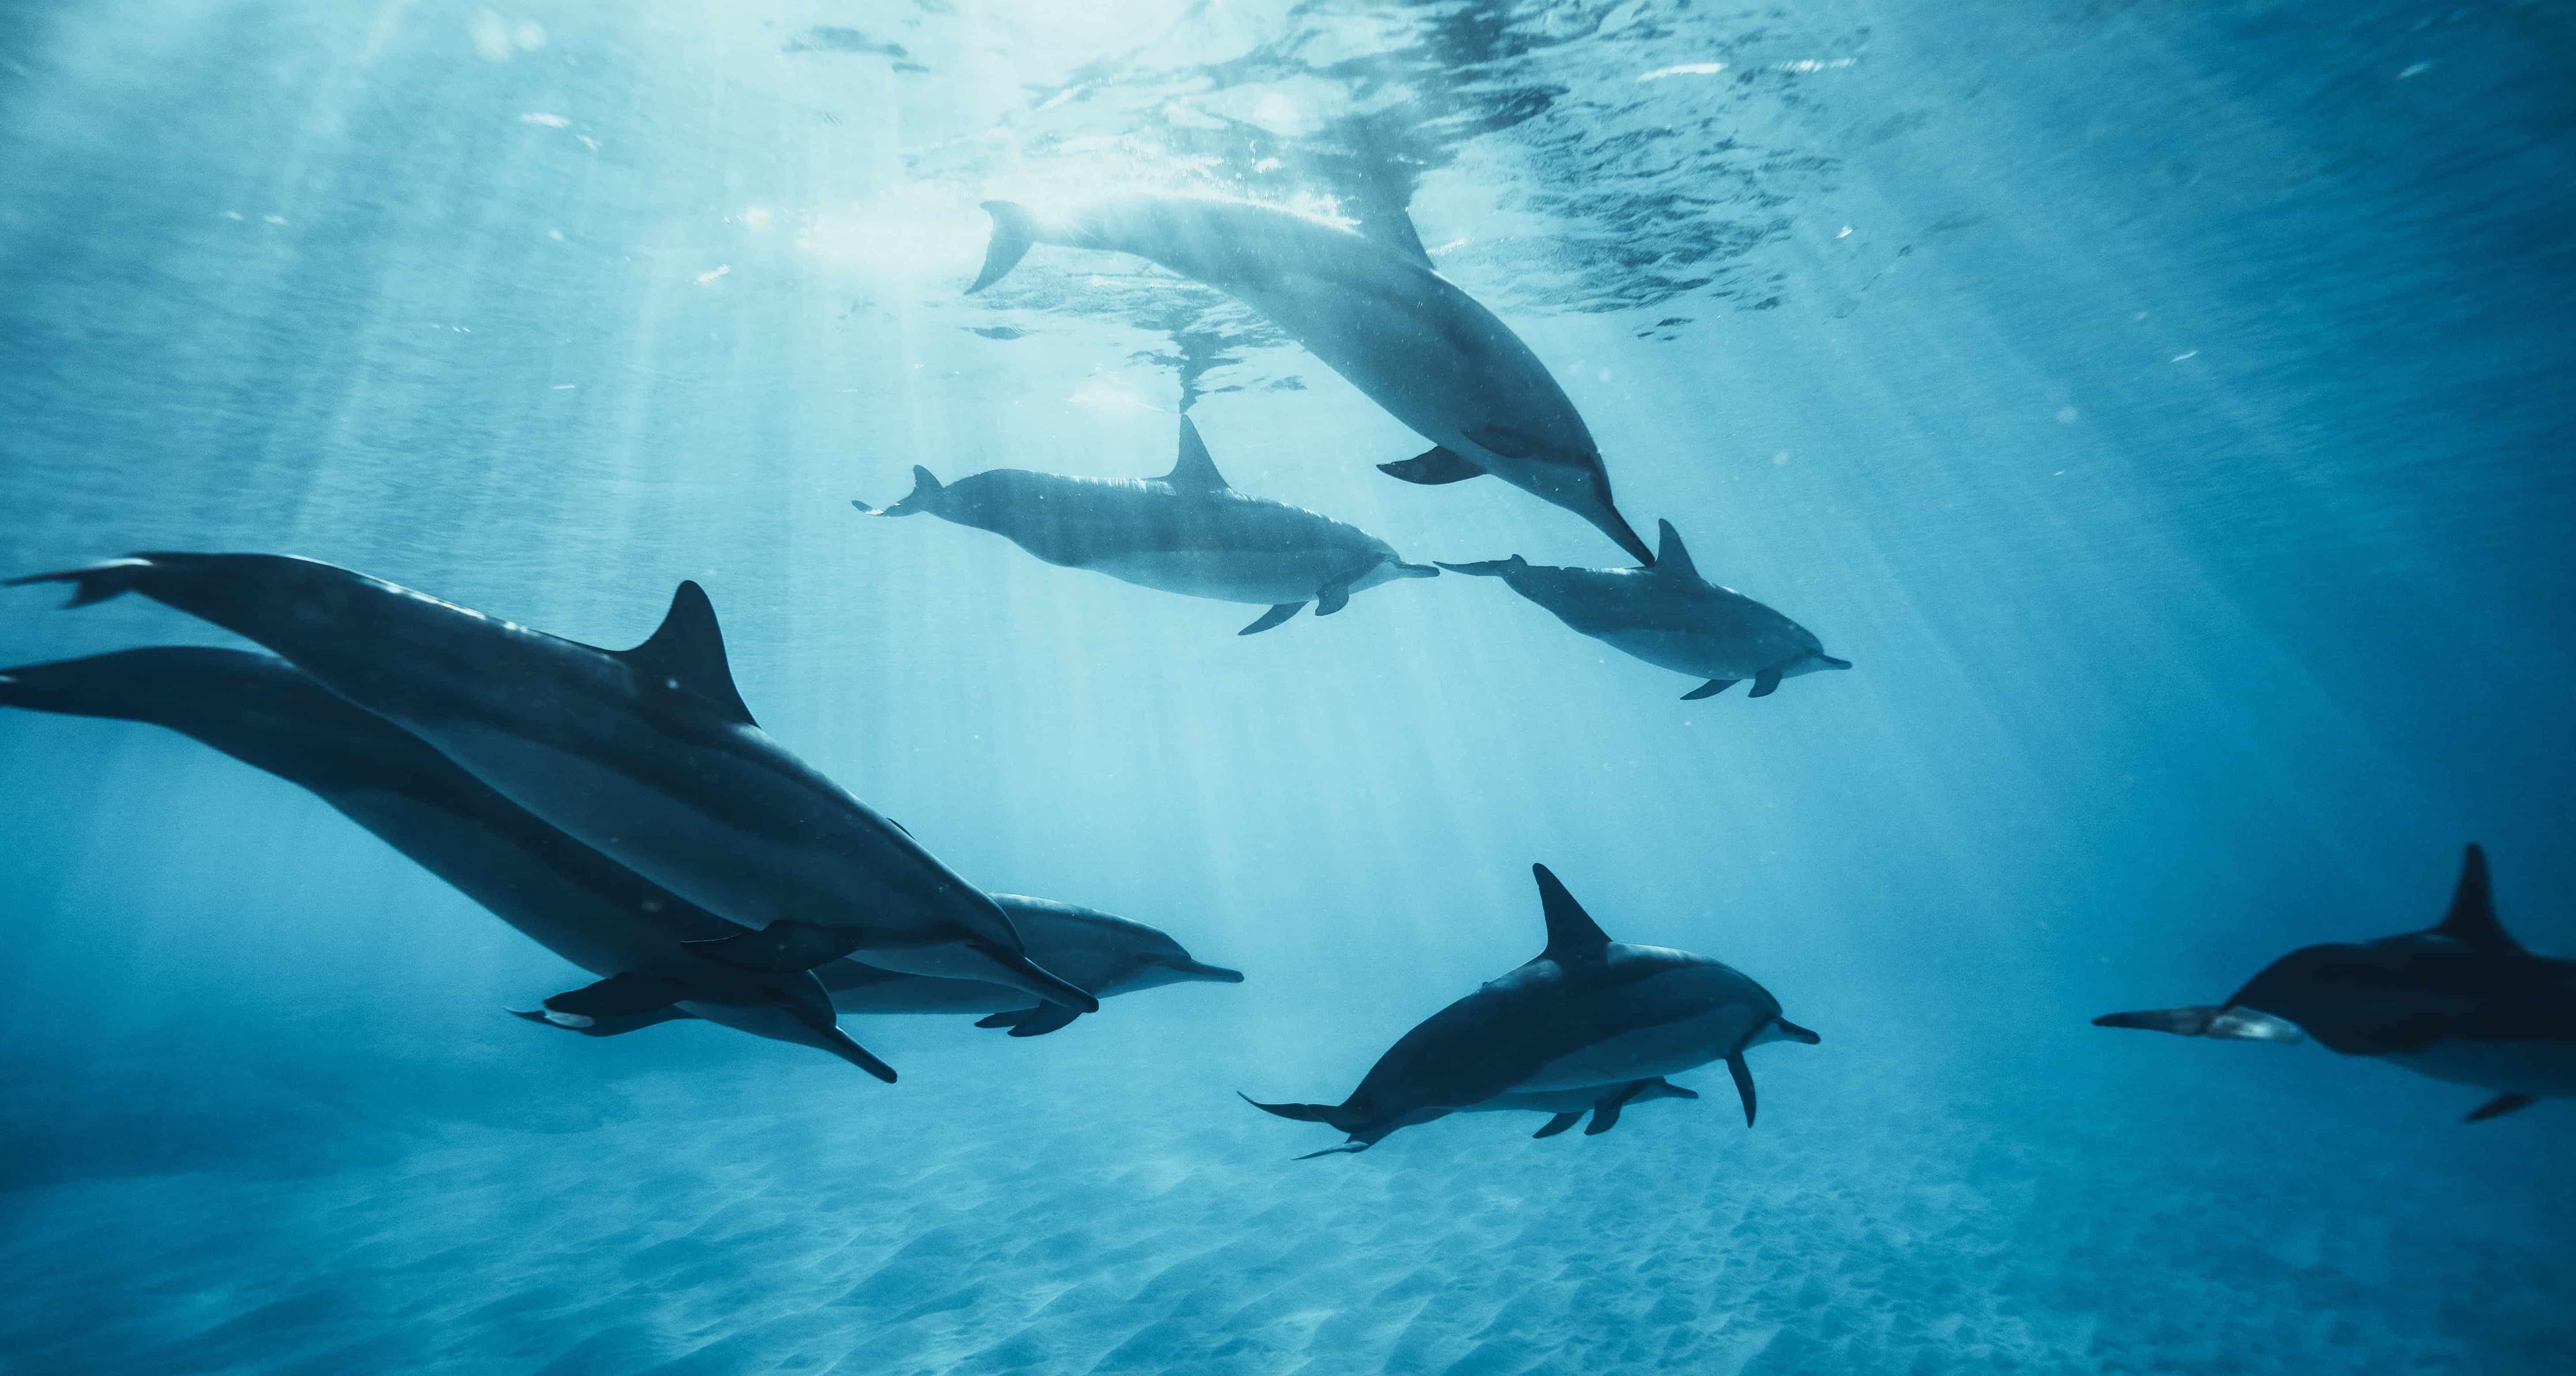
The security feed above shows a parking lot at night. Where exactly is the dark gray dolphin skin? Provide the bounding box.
[1440,520,1850,700]
[1466,1076,1700,1139]
[5,552,1099,1014]
[856,415,1437,635]
[0,646,899,1078]
[1246,864,1818,1157]
[969,195,1656,566]
[0,649,1242,1063]
[2096,845,2573,1123]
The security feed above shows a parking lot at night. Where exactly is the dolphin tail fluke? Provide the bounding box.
[973,1004,1082,1037]
[969,201,1041,293]
[863,466,945,517]
[1238,602,1303,635]
[5,557,158,609]
[978,946,1101,1014]
[2092,1005,2305,1042]
[1682,679,1737,700]
[1432,556,1527,578]
[1725,1051,1757,1127]
[1237,1091,1368,1132]
[2465,1092,2537,1123]
[1599,506,1656,567]
[1533,1112,1583,1139]
[1378,446,1486,485]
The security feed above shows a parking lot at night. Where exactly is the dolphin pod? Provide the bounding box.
[1245,864,1818,1157]
[1442,520,1849,700]
[0,647,1241,1078]
[2096,844,2574,1123]
[6,553,1102,1018]
[856,415,1438,634]
[970,194,1657,567]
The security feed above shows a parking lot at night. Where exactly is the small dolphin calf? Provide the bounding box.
[7,553,1098,1015]
[1468,1077,1700,1139]
[2097,845,2574,1122]
[1441,521,1849,700]
[823,894,1242,1035]
[0,647,898,1077]
[1247,864,1817,1157]
[970,195,1656,565]
[857,416,1436,634]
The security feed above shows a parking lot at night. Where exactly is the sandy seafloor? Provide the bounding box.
[6,1011,2568,1376]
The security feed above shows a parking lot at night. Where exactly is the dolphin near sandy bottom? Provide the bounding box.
[1468,1077,1700,1138]
[6,553,1099,1016]
[0,648,1243,1066]
[968,194,1657,566]
[1440,520,1849,700]
[2096,844,2574,1123]
[1245,864,1817,1157]
[855,415,1436,635]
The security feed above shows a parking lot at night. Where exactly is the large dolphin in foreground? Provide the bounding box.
[1246,864,1817,1157]
[1440,520,1850,700]
[7,553,1099,1015]
[969,194,1657,566]
[856,415,1436,635]
[2096,845,2573,1123]
[0,648,1241,1072]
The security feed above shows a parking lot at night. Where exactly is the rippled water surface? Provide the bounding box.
[2,2,2572,1373]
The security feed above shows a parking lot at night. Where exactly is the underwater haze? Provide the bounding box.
[3,1,2573,1373]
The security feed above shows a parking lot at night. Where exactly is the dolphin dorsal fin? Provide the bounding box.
[1653,521,1701,580]
[1531,864,1611,962]
[1162,416,1230,492]
[620,581,757,727]
[2433,844,2523,954]
[1354,207,1435,270]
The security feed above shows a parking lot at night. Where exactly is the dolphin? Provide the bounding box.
[1439,520,1850,700]
[856,415,1437,635]
[969,194,1656,566]
[2096,844,2573,1123]
[6,553,1099,1015]
[1246,863,1817,1157]
[0,648,1243,1061]
[1467,1076,1701,1139]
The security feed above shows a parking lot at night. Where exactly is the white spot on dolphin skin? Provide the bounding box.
[696,265,730,285]
[519,112,569,128]
[1639,63,1727,81]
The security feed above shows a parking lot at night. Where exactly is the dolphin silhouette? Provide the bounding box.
[857,414,1436,634]
[7,553,1099,1015]
[2096,845,2574,1123]
[1441,520,1849,700]
[1466,1076,1701,1139]
[1246,864,1817,1157]
[970,195,1655,565]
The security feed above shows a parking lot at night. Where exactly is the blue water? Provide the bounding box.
[3,2,2572,1372]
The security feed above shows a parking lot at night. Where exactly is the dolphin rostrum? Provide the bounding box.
[1246,864,1817,1157]
[1468,1077,1701,1139]
[0,647,1245,1069]
[2096,844,2573,1123]
[1440,520,1850,700]
[856,415,1437,634]
[7,553,1099,1015]
[969,195,1656,566]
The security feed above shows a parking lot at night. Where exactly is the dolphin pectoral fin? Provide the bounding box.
[682,920,865,974]
[817,1027,898,1082]
[972,1004,1082,1037]
[1682,679,1737,700]
[2465,1093,2537,1123]
[509,1005,694,1037]
[969,201,1040,293]
[1584,1080,1650,1136]
[1749,668,1783,698]
[1239,602,1303,635]
[1464,425,1539,460]
[1533,1113,1583,1139]
[1315,579,1354,617]
[1726,1051,1757,1127]
[1294,1141,1371,1160]
[544,972,688,1019]
[1378,446,1487,484]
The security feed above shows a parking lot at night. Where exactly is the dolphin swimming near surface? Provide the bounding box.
[6,553,1100,1015]
[1440,520,1850,700]
[1468,1076,1700,1139]
[856,414,1437,635]
[968,194,1657,566]
[0,648,1243,1063]
[2095,844,2574,1123]
[1246,864,1817,1157]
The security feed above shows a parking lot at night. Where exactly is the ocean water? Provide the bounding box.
[2,1,2572,1372]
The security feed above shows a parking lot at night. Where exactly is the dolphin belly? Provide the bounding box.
[1516,1002,1772,1091]
[1595,627,1767,679]
[1080,548,1349,605]
[2384,1041,2576,1097]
